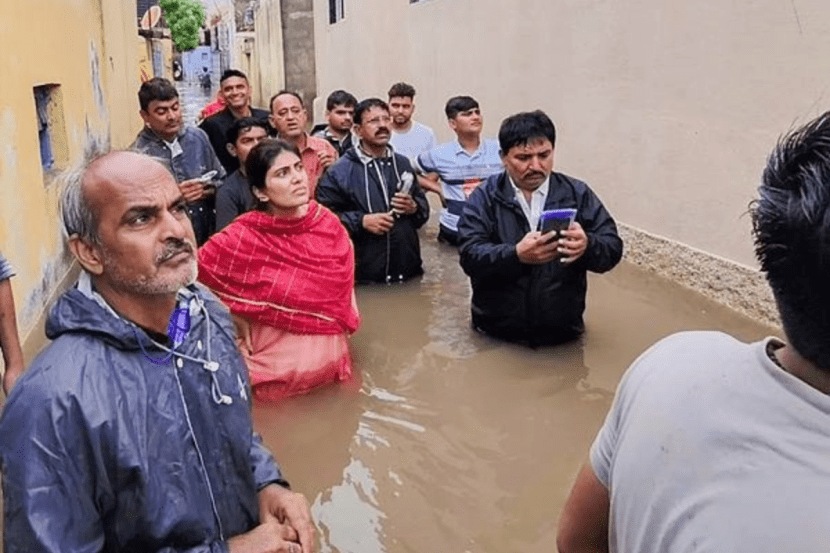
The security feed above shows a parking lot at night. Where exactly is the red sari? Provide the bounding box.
[198,202,360,400]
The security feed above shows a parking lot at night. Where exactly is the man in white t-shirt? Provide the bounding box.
[388,82,436,160]
[557,112,830,552]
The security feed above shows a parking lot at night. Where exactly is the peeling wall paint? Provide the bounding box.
[90,42,108,120]
[0,0,140,354]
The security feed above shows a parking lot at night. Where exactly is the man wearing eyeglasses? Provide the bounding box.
[269,90,338,196]
[317,98,430,284]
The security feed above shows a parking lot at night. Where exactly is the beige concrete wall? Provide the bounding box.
[251,0,286,108]
[313,0,830,268]
[0,0,140,353]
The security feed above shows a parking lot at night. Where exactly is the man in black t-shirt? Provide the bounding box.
[199,69,272,173]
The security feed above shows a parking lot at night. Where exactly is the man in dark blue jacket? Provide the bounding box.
[0,150,314,553]
[317,98,430,284]
[458,110,622,346]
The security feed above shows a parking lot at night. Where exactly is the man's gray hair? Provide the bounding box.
[59,137,110,245]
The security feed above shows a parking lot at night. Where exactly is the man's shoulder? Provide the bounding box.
[201,109,232,129]
[413,121,435,133]
[130,129,157,151]
[393,151,415,169]
[553,171,590,189]
[307,134,336,153]
[181,125,212,144]
[419,140,459,164]
[330,149,358,168]
[218,170,246,196]
[405,121,435,138]
[460,172,506,212]
[478,137,502,157]
[250,107,270,119]
[8,331,111,405]
[477,170,506,193]
[623,331,747,390]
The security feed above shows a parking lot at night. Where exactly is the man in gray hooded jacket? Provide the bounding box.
[0,150,314,553]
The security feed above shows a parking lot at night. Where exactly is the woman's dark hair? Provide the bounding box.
[751,110,830,370]
[245,139,302,209]
[498,110,557,154]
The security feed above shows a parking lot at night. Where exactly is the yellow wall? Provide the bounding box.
[0,0,140,350]
[138,36,175,83]
[138,36,154,82]
[313,0,830,268]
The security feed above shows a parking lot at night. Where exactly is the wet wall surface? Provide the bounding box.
[253,221,776,552]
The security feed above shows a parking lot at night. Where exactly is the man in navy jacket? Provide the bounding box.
[458,110,622,346]
[317,98,429,284]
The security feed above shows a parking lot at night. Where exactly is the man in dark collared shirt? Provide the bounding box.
[215,117,270,231]
[199,69,272,173]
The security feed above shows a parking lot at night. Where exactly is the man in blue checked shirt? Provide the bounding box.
[413,96,503,246]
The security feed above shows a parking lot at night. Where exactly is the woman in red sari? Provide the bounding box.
[198,139,360,401]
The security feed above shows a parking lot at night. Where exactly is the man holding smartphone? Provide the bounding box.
[457,110,622,346]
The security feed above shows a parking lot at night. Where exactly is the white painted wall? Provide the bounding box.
[313,0,830,267]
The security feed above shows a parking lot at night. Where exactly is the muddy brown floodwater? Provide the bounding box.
[253,221,777,553]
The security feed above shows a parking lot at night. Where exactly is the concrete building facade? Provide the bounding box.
[311,0,830,323]
[0,0,140,360]
[246,0,317,110]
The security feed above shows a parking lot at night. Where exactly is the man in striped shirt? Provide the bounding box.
[413,96,502,246]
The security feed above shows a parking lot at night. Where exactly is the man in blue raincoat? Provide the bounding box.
[0,150,315,553]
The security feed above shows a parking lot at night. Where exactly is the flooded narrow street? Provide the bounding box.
[253,221,775,552]
[0,82,776,550]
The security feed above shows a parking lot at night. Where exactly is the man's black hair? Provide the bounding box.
[269,90,304,112]
[219,69,248,85]
[752,111,830,370]
[388,82,416,99]
[138,78,179,112]
[498,110,557,154]
[326,90,357,111]
[354,98,389,125]
[444,96,479,119]
[225,116,270,146]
